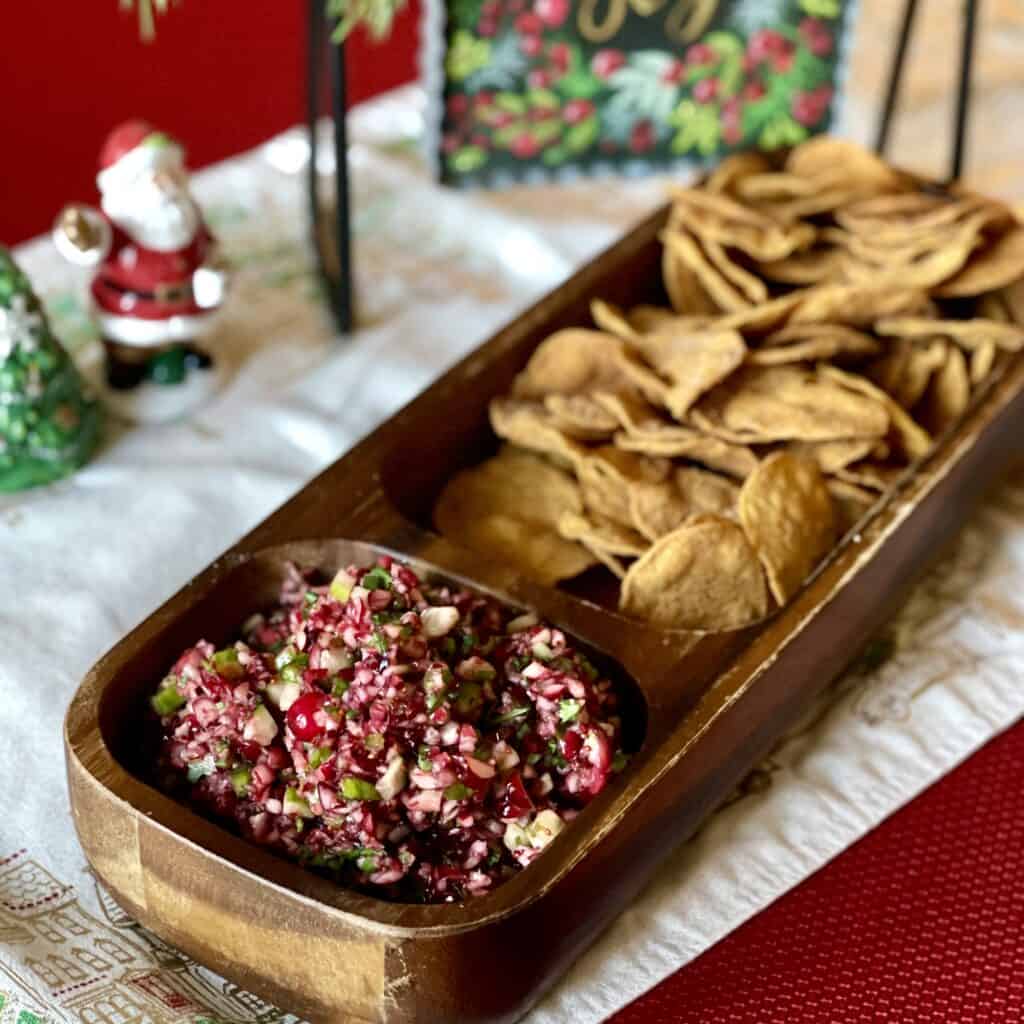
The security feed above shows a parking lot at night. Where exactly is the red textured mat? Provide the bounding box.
[610,718,1024,1024]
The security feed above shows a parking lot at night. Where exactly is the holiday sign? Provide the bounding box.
[431,0,857,185]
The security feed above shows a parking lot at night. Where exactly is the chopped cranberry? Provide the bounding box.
[287,692,327,741]
[500,772,535,821]
[562,728,583,760]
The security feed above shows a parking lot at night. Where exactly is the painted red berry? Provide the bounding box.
[527,68,553,88]
[287,692,326,741]
[563,98,595,124]
[629,120,656,154]
[520,33,544,57]
[511,133,541,158]
[742,80,766,101]
[591,49,626,79]
[773,48,795,73]
[441,133,462,154]
[685,42,715,66]
[478,18,498,37]
[548,41,571,72]
[481,0,501,15]
[534,0,570,28]
[492,111,516,128]
[662,59,686,85]
[748,28,785,62]
[791,90,827,127]
[474,91,495,108]
[515,11,543,34]
[471,134,491,149]
[446,94,470,117]
[692,77,719,103]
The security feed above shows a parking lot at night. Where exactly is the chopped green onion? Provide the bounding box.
[331,677,350,698]
[211,647,244,680]
[230,767,251,796]
[443,782,473,801]
[308,745,333,769]
[151,682,186,716]
[417,746,433,771]
[283,786,313,818]
[491,706,530,725]
[365,732,385,751]
[341,777,381,801]
[557,698,584,723]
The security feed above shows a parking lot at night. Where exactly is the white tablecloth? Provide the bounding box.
[2,82,1023,1024]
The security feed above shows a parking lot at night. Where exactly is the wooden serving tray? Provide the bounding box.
[65,204,1024,1024]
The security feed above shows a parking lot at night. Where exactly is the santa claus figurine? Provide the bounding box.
[53,119,228,422]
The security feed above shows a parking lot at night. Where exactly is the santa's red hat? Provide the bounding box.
[96,119,184,193]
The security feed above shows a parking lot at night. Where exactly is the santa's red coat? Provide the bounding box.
[91,220,215,321]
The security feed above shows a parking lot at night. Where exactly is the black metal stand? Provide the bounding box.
[874,0,980,183]
[307,0,354,333]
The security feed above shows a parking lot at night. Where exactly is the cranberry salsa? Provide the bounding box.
[151,557,628,903]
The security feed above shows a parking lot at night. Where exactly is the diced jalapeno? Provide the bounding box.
[341,777,381,801]
[151,682,186,716]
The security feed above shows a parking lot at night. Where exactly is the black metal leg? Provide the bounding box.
[874,0,920,157]
[306,0,354,334]
[950,0,979,182]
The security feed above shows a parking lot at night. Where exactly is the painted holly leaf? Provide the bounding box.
[543,145,570,166]
[565,115,600,154]
[531,121,564,147]
[669,99,721,156]
[446,30,491,82]
[554,44,602,100]
[759,114,809,149]
[448,145,488,173]
[799,0,841,16]
[703,31,745,98]
[495,92,529,115]
[466,33,529,91]
[792,49,832,90]
[606,52,682,128]
[528,88,560,110]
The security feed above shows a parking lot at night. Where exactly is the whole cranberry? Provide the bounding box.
[548,41,571,72]
[591,49,626,79]
[520,33,544,57]
[511,133,541,158]
[514,11,543,34]
[534,0,569,28]
[287,692,326,741]
[685,42,715,66]
[662,59,686,85]
[629,119,656,154]
[692,77,719,104]
[528,68,553,88]
[742,80,766,101]
[563,98,595,124]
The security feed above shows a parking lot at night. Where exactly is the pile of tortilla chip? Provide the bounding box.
[434,138,1024,632]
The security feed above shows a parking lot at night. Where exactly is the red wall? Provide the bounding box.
[1,2,420,246]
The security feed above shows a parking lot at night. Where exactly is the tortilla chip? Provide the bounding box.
[628,467,739,542]
[557,510,648,557]
[786,438,877,474]
[934,224,1024,297]
[577,446,670,528]
[543,393,618,440]
[867,338,947,409]
[619,515,770,631]
[662,240,715,316]
[614,347,672,407]
[827,478,877,533]
[921,345,971,433]
[790,285,933,327]
[511,329,626,398]
[690,365,890,444]
[591,391,664,432]
[706,152,773,195]
[785,138,910,191]
[711,291,805,335]
[970,340,997,385]
[833,461,903,492]
[628,304,708,334]
[738,452,836,605]
[755,246,846,286]
[818,365,932,460]
[489,398,585,467]
[703,240,769,303]
[590,299,640,344]
[747,331,880,366]
[434,450,595,585]
[662,230,751,312]
[875,317,1024,352]
[637,326,747,418]
[614,426,759,478]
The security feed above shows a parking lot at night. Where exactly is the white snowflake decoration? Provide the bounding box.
[0,295,42,361]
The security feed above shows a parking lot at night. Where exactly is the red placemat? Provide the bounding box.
[611,718,1024,1023]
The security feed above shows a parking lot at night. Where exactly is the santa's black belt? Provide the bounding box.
[101,278,193,303]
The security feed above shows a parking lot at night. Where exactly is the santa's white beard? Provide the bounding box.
[102,191,201,252]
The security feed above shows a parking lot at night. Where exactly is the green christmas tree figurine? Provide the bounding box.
[0,247,102,492]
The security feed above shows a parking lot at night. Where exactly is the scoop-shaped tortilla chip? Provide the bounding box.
[557,510,648,557]
[489,398,586,468]
[434,449,595,585]
[935,225,1024,296]
[511,329,627,398]
[620,515,770,631]
[628,467,739,542]
[738,452,836,605]
[790,285,933,327]
[874,316,1024,352]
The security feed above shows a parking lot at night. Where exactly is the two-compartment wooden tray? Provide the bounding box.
[65,203,1024,1023]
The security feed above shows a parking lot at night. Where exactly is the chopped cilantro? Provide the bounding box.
[361,566,393,591]
[558,698,584,723]
[491,705,530,725]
